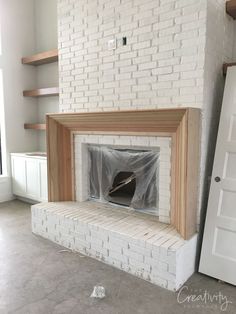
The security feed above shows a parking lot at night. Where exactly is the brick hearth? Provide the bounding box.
[31,201,197,291]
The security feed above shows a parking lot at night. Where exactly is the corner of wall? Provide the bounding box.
[176,234,198,290]
[0,176,14,203]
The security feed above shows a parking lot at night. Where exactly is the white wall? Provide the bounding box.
[0,0,59,201]
[0,176,12,202]
[35,0,58,52]
[0,0,38,201]
[34,0,59,151]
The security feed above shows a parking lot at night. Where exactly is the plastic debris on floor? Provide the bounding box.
[90,286,106,299]
[58,249,72,253]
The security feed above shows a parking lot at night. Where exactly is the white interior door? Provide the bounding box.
[199,67,236,285]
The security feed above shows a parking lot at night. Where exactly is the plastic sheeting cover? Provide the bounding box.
[88,145,160,212]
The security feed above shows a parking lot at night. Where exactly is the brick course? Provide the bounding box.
[32,201,197,291]
[58,0,206,112]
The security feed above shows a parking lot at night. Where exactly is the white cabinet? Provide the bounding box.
[39,161,48,201]
[11,156,26,196]
[11,154,48,202]
[25,158,40,200]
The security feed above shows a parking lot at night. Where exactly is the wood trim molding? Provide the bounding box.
[226,0,236,19]
[46,108,201,239]
[223,62,236,76]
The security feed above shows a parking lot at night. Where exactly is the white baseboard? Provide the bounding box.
[16,196,38,204]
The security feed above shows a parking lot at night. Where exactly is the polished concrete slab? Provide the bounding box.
[0,200,235,314]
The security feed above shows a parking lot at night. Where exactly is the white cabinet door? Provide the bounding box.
[11,155,48,202]
[25,158,40,200]
[39,160,48,202]
[199,67,236,285]
[11,156,27,196]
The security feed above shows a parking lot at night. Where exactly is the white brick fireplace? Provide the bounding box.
[30,0,229,292]
[32,109,199,291]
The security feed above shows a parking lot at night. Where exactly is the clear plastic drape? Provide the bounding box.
[88,145,159,212]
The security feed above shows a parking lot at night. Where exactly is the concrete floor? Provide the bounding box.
[0,201,235,314]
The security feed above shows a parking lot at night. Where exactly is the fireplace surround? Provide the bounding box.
[45,108,200,239]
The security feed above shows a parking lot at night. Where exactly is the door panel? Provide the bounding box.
[11,157,26,196]
[219,190,236,219]
[225,152,236,179]
[39,161,48,201]
[214,228,236,261]
[229,115,236,140]
[25,159,40,200]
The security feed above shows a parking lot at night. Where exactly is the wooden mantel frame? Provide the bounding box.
[46,108,200,239]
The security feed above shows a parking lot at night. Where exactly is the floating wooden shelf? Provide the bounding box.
[22,49,58,66]
[226,0,236,19]
[23,87,59,97]
[24,124,46,130]
[223,62,236,76]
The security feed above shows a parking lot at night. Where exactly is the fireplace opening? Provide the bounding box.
[108,171,136,207]
[88,145,160,216]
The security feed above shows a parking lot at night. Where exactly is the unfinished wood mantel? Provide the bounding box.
[226,0,236,19]
[46,108,200,239]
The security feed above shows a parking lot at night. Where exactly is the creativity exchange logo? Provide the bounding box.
[177,285,233,311]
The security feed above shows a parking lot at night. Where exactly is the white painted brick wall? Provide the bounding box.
[57,0,236,228]
[58,0,207,112]
[32,201,198,291]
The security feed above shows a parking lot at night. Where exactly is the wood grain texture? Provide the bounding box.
[23,87,59,97]
[226,0,236,19]
[24,123,46,130]
[170,133,177,228]
[46,108,200,239]
[185,109,201,239]
[22,49,58,66]
[46,116,72,201]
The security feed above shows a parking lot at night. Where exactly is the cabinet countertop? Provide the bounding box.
[11,152,47,160]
